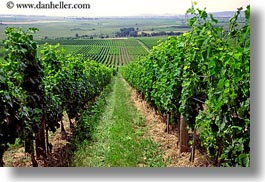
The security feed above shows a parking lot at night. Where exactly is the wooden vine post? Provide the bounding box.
[190,128,196,162]
[36,117,46,159]
[179,115,189,153]
[166,113,170,133]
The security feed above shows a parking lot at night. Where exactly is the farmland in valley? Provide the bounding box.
[37,38,161,68]
[0,16,190,40]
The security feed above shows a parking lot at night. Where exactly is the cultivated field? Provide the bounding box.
[0,16,190,40]
[37,38,166,68]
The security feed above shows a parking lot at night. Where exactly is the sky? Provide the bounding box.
[0,0,250,17]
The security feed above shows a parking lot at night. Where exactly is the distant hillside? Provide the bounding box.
[210,11,245,18]
[0,10,246,20]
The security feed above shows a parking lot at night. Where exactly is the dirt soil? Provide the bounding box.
[3,114,74,167]
[127,82,212,167]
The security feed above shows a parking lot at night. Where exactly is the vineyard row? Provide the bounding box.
[0,28,113,167]
[121,5,250,167]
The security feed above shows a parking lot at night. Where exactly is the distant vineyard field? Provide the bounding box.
[38,39,156,68]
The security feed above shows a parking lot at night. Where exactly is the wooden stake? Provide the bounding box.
[179,115,189,153]
[166,113,170,133]
[177,113,180,147]
[190,128,196,162]
[36,116,46,159]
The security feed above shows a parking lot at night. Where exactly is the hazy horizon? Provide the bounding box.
[0,0,250,17]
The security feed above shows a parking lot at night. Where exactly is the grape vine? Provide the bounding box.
[121,5,250,167]
[0,28,112,166]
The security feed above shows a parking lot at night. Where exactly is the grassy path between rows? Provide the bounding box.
[71,75,166,167]
[137,40,150,53]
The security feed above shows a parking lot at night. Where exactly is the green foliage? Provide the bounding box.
[195,5,250,167]
[0,27,113,166]
[72,77,115,149]
[40,41,113,133]
[122,5,250,167]
[40,44,64,133]
[1,27,42,159]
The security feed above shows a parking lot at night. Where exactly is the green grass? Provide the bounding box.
[71,75,167,167]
